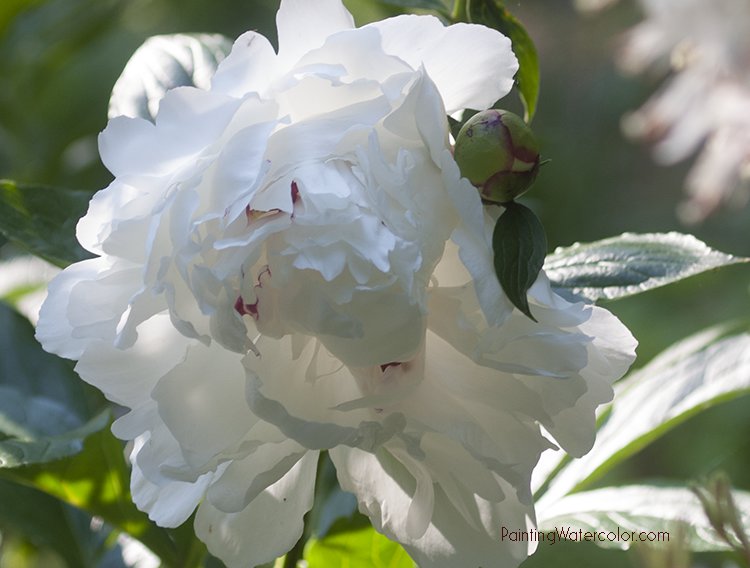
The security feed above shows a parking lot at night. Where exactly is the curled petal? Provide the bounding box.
[129,436,214,527]
[367,15,518,113]
[195,450,319,568]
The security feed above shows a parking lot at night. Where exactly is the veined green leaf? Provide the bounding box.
[544,232,748,303]
[467,0,540,122]
[0,389,109,468]
[0,293,109,468]
[109,33,233,121]
[0,180,93,267]
[537,328,750,507]
[538,485,750,552]
[492,202,547,321]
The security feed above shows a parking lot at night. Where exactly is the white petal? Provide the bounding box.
[428,285,590,379]
[242,335,409,452]
[212,31,278,97]
[35,257,139,359]
[35,259,101,359]
[295,26,412,87]
[535,305,637,456]
[367,15,518,113]
[206,119,276,215]
[75,313,189,407]
[194,450,319,568]
[98,87,240,177]
[275,0,354,70]
[439,152,514,326]
[151,341,258,469]
[331,445,534,568]
[130,439,213,527]
[206,439,307,513]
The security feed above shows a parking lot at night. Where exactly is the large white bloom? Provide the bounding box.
[594,0,750,222]
[36,1,636,566]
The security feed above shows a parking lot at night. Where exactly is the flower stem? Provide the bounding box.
[451,0,468,23]
[282,452,328,568]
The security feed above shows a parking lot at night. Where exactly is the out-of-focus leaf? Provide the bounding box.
[544,232,748,303]
[0,0,43,35]
[538,329,750,506]
[0,388,109,467]
[0,180,93,267]
[108,33,233,121]
[538,485,750,552]
[304,516,416,568]
[0,477,110,567]
[467,0,540,122]
[492,201,547,321]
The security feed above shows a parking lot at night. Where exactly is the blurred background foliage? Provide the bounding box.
[1,0,749,566]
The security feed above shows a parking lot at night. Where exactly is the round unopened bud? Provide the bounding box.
[453,109,541,203]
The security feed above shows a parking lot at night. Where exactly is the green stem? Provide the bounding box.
[282,452,327,568]
[451,0,468,23]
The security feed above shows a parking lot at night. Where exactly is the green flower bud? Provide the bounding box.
[453,109,541,203]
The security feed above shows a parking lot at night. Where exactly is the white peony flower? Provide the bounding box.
[36,1,637,566]
[617,0,750,222]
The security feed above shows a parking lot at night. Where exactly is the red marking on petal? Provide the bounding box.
[234,295,259,320]
[234,296,249,316]
[291,181,300,204]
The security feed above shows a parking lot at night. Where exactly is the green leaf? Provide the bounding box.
[2,426,179,567]
[544,232,748,303]
[0,301,181,565]
[492,201,547,321]
[0,390,109,467]
[467,0,540,122]
[538,485,750,552]
[109,33,233,121]
[305,517,416,568]
[0,180,93,267]
[0,477,110,567]
[537,328,750,506]
[0,301,91,420]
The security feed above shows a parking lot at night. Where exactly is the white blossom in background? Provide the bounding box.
[0,255,60,324]
[36,0,636,566]
[586,0,750,222]
[117,533,160,568]
[574,0,621,12]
